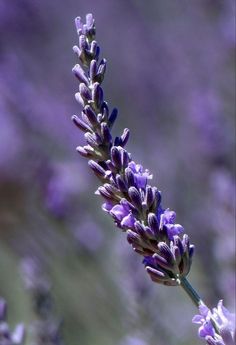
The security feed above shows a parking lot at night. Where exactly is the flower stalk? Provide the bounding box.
[71,13,235,345]
[179,276,203,308]
[72,12,194,289]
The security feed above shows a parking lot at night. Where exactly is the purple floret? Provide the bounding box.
[160,208,184,240]
[128,161,153,189]
[110,200,136,229]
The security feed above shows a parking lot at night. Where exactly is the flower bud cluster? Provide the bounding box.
[72,14,195,286]
[0,298,25,345]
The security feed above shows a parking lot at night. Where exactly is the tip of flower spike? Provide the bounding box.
[74,14,95,39]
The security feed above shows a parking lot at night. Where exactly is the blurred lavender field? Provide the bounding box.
[0,1,235,344]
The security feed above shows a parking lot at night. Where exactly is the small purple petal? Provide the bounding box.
[199,304,210,317]
[121,213,135,228]
[128,161,152,189]
[102,201,113,212]
[110,204,128,222]
[192,315,205,324]
[199,321,215,338]
[166,224,184,240]
[162,209,176,224]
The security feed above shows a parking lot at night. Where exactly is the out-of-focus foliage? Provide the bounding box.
[0,1,235,345]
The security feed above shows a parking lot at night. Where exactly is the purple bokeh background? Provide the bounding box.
[0,1,235,344]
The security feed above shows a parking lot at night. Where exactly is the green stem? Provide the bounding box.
[179,277,221,335]
[179,277,203,308]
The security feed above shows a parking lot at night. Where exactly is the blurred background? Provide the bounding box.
[0,0,235,344]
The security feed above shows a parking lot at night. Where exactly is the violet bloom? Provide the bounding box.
[103,199,136,229]
[128,161,153,189]
[110,199,136,229]
[71,13,194,287]
[160,209,184,240]
[192,300,235,345]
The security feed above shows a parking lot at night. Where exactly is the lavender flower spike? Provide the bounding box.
[71,12,235,344]
[192,300,235,345]
[72,13,194,287]
[0,298,25,345]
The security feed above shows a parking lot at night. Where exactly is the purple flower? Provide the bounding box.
[128,161,153,189]
[160,208,184,240]
[75,13,95,37]
[161,209,176,224]
[110,200,136,229]
[102,201,113,212]
[192,301,235,345]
